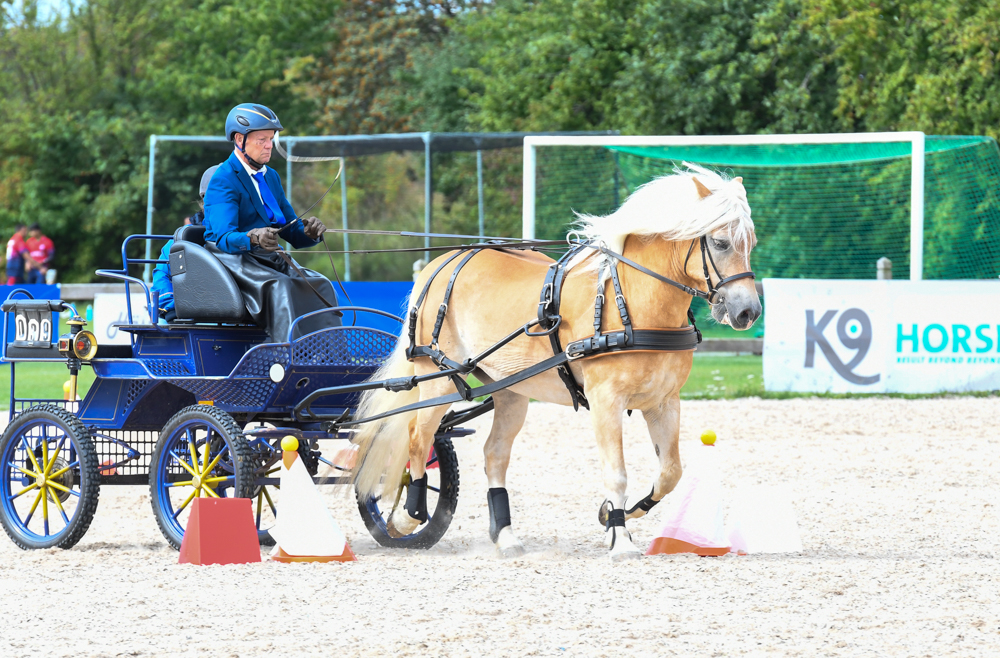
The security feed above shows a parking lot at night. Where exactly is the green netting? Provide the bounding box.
[533,136,1000,279]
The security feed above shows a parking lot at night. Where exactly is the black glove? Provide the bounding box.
[303,216,327,240]
[247,227,280,252]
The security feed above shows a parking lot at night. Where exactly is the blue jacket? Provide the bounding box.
[203,151,319,254]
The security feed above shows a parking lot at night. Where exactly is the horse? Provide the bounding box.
[352,164,760,560]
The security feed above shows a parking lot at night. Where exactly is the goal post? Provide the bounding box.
[522,132,928,281]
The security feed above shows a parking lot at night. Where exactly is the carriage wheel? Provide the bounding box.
[356,435,459,549]
[0,405,100,550]
[149,405,254,550]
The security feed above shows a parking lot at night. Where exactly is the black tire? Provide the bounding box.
[0,404,100,550]
[149,405,254,550]
[356,435,459,549]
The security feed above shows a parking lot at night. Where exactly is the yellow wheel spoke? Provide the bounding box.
[44,442,60,476]
[201,451,224,477]
[49,487,68,517]
[41,439,49,476]
[176,488,198,515]
[22,446,42,477]
[202,485,220,499]
[26,488,44,517]
[45,480,71,494]
[168,480,194,488]
[47,464,73,480]
[173,456,199,479]
[262,487,277,516]
[42,483,49,524]
[201,475,231,484]
[12,465,40,480]
[188,439,200,473]
[11,482,40,499]
[201,442,212,475]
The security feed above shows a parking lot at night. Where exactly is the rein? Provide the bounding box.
[293,234,756,423]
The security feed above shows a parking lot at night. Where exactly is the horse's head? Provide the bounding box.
[682,174,761,330]
[573,163,761,330]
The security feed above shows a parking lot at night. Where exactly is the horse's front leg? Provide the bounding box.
[589,388,641,561]
[624,396,682,521]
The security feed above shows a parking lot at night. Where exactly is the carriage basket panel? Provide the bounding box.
[166,378,277,408]
[293,328,395,368]
[144,359,192,376]
[232,346,290,378]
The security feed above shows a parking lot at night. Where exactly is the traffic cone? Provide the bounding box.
[269,436,356,563]
[646,442,730,557]
[178,498,262,565]
[726,484,803,554]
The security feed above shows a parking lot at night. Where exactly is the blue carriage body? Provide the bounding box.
[1,234,409,485]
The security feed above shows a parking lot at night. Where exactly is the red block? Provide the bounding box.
[178,498,262,565]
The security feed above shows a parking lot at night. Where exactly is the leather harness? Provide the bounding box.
[294,237,755,424]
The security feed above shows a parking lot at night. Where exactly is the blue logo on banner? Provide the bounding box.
[805,308,880,385]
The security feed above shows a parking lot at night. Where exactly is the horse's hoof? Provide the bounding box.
[597,499,612,527]
[386,520,404,538]
[610,548,642,562]
[386,513,420,539]
[498,544,525,559]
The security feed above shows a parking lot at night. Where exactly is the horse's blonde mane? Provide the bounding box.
[569,163,754,277]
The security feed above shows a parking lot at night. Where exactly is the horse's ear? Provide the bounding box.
[733,176,743,184]
[692,177,712,199]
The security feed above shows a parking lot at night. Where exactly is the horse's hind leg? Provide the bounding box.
[589,389,642,561]
[386,378,453,538]
[481,387,529,558]
[625,396,682,521]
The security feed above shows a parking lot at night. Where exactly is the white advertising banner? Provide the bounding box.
[93,293,151,345]
[763,279,1000,393]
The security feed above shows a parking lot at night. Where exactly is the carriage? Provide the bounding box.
[0,225,482,551]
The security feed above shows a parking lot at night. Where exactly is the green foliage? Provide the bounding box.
[1,0,335,281]
[5,0,1000,283]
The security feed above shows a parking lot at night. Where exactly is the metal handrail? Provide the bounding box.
[96,234,172,325]
[287,306,404,343]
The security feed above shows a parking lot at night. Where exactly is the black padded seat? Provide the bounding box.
[169,226,251,323]
[174,224,207,245]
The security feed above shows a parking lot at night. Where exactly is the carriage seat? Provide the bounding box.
[168,225,251,323]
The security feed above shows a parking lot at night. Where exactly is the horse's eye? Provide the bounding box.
[712,238,731,251]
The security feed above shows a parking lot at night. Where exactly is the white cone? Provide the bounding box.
[726,484,803,554]
[268,454,350,559]
[647,445,729,555]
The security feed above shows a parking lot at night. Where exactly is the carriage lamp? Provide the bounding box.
[58,316,98,401]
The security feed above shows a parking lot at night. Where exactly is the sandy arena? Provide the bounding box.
[0,397,997,657]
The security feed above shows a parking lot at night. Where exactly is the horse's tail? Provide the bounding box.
[352,335,419,501]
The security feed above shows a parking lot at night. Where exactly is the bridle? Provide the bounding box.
[593,235,755,305]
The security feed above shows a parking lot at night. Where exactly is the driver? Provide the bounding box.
[203,103,340,341]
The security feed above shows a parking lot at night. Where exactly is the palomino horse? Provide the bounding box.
[353,165,760,560]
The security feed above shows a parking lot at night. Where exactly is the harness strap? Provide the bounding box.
[567,328,699,360]
[537,244,590,411]
[431,249,481,346]
[605,256,634,346]
[407,249,468,357]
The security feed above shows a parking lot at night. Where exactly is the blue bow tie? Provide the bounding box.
[251,171,286,226]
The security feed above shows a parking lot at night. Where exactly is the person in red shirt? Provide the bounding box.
[24,224,55,284]
[4,224,35,285]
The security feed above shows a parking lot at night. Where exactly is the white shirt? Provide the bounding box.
[234,149,268,207]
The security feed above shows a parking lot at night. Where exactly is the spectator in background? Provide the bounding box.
[25,224,55,284]
[4,224,38,285]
